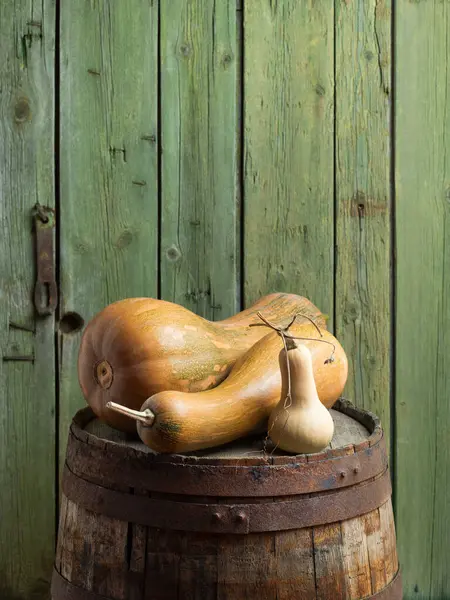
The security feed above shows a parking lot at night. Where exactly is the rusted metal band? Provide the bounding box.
[66,427,388,497]
[62,464,392,534]
[368,569,402,599]
[51,567,109,600]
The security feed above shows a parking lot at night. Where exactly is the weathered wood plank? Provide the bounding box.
[334,0,392,451]
[341,516,372,599]
[0,1,56,598]
[59,0,159,466]
[364,508,387,594]
[378,500,398,585]
[55,494,69,574]
[160,0,239,319]
[90,511,129,599]
[58,498,78,583]
[395,1,450,597]
[173,530,217,599]
[57,497,138,600]
[275,529,316,600]
[313,523,347,599]
[243,0,335,320]
[217,533,277,599]
[146,529,181,600]
[178,555,218,600]
[128,522,148,600]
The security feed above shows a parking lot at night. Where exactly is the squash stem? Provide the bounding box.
[106,401,155,426]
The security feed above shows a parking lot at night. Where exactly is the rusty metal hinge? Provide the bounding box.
[33,203,58,316]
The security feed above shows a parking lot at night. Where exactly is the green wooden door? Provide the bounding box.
[395,1,450,597]
[0,1,448,598]
[0,2,56,597]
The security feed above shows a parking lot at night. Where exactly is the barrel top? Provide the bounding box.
[67,399,385,496]
[74,398,382,465]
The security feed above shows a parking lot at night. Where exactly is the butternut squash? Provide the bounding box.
[268,342,334,454]
[78,293,326,432]
[106,323,348,453]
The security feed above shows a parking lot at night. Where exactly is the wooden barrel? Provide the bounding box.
[52,399,401,600]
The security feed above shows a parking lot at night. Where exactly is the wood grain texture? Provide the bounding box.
[364,508,387,594]
[128,522,147,600]
[146,529,181,600]
[218,533,277,600]
[395,1,449,598]
[56,495,144,600]
[86,509,129,599]
[59,0,159,466]
[0,1,56,598]
[178,534,218,600]
[378,501,398,586]
[275,529,316,600]
[341,515,372,598]
[334,0,392,450]
[313,523,347,599]
[160,0,239,319]
[243,0,335,321]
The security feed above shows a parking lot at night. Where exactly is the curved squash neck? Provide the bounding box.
[287,346,318,409]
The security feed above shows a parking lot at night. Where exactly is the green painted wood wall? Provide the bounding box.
[0,1,448,598]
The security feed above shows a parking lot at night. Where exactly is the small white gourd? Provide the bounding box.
[268,340,334,454]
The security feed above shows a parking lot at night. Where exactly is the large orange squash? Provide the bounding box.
[78,293,326,431]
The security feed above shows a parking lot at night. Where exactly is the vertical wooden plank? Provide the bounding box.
[364,508,387,594]
[0,1,55,598]
[275,529,316,600]
[128,522,148,600]
[58,498,78,583]
[217,533,277,600]
[59,0,159,461]
[160,0,239,319]
[55,495,69,574]
[378,501,398,585]
[58,499,130,599]
[236,0,243,314]
[334,0,392,448]
[313,523,347,599]
[244,0,335,320]
[341,517,372,599]
[145,529,182,599]
[90,512,129,599]
[430,281,450,600]
[395,1,449,598]
[178,533,218,600]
